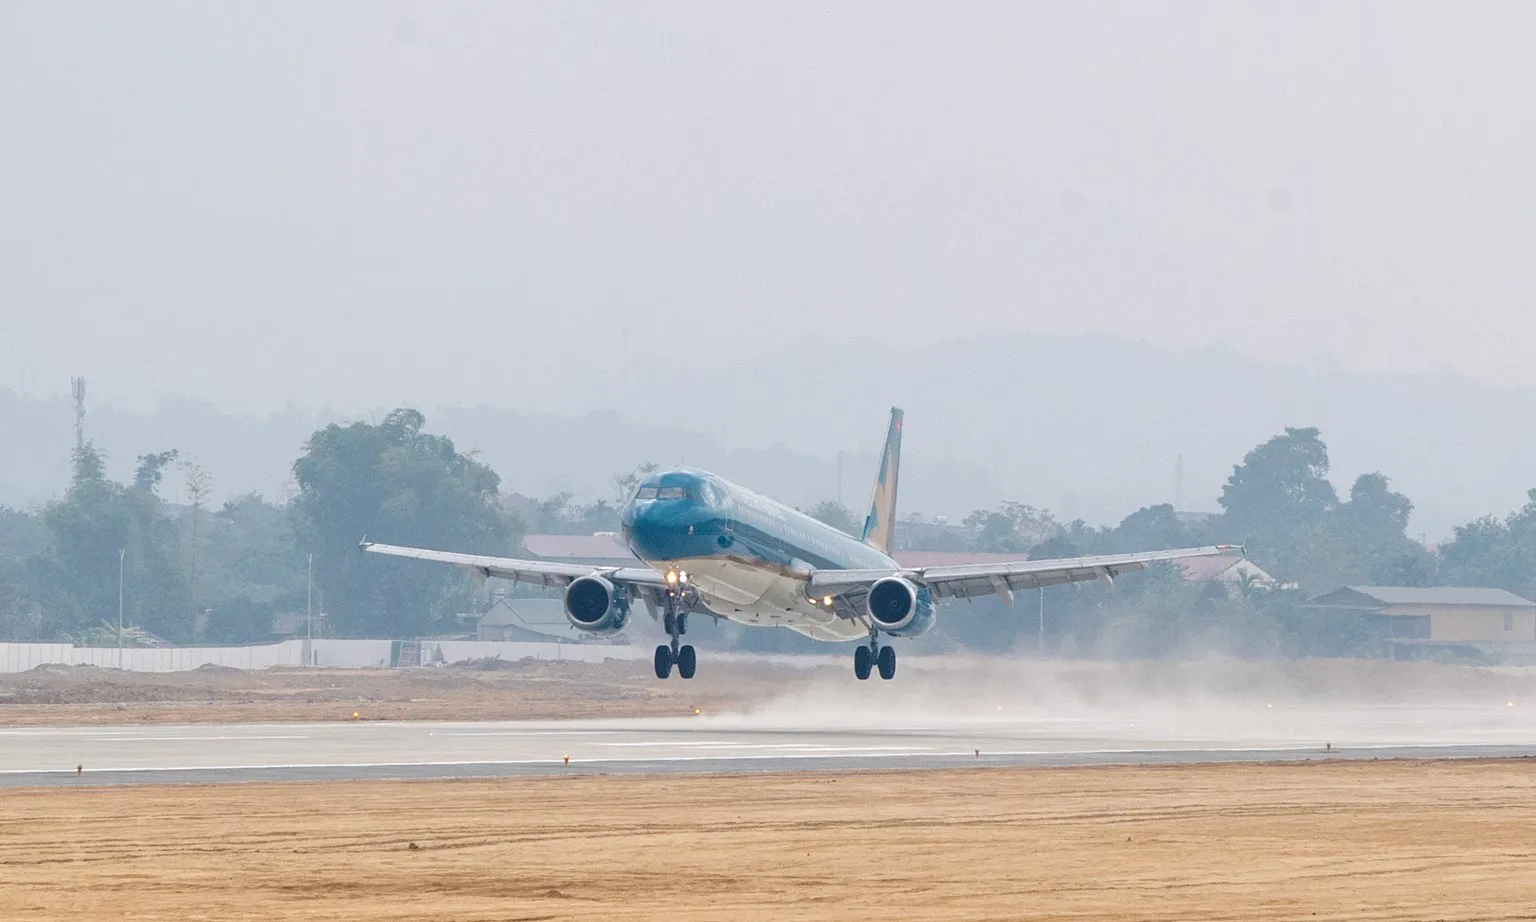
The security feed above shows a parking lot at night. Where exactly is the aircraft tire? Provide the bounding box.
[654,644,673,680]
[854,645,872,680]
[677,644,697,679]
[877,645,896,680]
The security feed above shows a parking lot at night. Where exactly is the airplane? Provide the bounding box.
[362,408,1240,681]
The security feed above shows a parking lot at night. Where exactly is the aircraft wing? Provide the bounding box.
[360,540,666,589]
[807,545,1242,602]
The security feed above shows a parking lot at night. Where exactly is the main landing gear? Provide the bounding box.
[654,601,696,680]
[854,628,896,681]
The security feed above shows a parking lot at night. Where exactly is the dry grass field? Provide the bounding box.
[4,759,1535,921]
[0,660,774,725]
[6,656,1536,727]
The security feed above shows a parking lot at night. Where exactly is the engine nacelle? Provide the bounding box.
[563,576,630,635]
[865,577,935,637]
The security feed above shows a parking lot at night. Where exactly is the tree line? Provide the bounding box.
[789,427,1536,658]
[2,414,1535,657]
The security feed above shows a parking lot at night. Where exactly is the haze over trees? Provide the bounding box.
[11,333,1536,539]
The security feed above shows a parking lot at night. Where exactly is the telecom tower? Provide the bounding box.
[70,376,86,451]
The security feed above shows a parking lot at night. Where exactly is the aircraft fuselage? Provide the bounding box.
[620,469,917,641]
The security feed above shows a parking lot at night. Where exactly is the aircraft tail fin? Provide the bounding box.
[860,407,904,555]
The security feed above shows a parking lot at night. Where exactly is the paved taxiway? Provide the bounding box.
[3,702,1534,786]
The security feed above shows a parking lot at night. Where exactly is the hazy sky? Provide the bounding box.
[3,3,1534,412]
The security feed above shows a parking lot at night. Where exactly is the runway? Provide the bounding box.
[3,701,1534,786]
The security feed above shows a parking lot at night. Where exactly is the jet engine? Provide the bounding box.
[865,576,934,637]
[563,575,630,635]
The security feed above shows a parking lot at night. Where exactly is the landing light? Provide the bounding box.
[679,570,689,584]
[666,571,678,585]
[822,596,834,607]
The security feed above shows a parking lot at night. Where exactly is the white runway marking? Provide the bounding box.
[82,735,312,743]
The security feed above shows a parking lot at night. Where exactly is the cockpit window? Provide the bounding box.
[656,486,686,500]
[634,485,658,500]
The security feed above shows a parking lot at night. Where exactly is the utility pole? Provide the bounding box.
[306,553,314,667]
[118,548,125,668]
[71,377,87,452]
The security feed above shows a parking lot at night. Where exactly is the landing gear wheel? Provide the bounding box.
[877,645,897,680]
[658,590,695,680]
[854,644,872,680]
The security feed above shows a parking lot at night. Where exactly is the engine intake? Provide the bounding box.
[866,577,920,632]
[564,576,630,635]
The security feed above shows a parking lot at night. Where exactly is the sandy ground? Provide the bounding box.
[3,760,1535,920]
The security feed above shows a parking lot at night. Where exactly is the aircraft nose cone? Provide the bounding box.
[624,499,714,562]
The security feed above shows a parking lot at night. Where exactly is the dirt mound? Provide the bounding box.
[450,656,526,671]
[0,657,762,725]
[25,663,95,676]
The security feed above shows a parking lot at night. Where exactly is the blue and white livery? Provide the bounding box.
[364,409,1239,680]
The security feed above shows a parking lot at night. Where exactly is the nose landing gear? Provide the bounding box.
[654,594,696,680]
[854,627,896,680]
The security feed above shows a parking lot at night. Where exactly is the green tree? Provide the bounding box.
[1218,427,1337,532]
[809,501,859,536]
[1027,534,1081,560]
[964,502,1060,553]
[1318,472,1433,588]
[133,450,179,493]
[1215,427,1347,588]
[1097,503,1206,555]
[179,458,212,624]
[1438,489,1536,599]
[611,461,660,503]
[35,445,131,633]
[198,494,306,642]
[0,505,47,559]
[28,444,190,641]
[525,491,622,535]
[572,499,620,534]
[1342,472,1412,536]
[292,409,519,636]
[529,492,578,534]
[0,508,41,636]
[967,511,1028,553]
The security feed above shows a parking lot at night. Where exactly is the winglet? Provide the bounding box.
[860,407,904,555]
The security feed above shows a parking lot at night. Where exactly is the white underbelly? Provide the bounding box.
[651,556,868,643]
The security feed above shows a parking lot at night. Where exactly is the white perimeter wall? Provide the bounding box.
[0,639,646,674]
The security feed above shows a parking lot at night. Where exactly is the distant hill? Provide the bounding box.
[4,332,1533,536]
